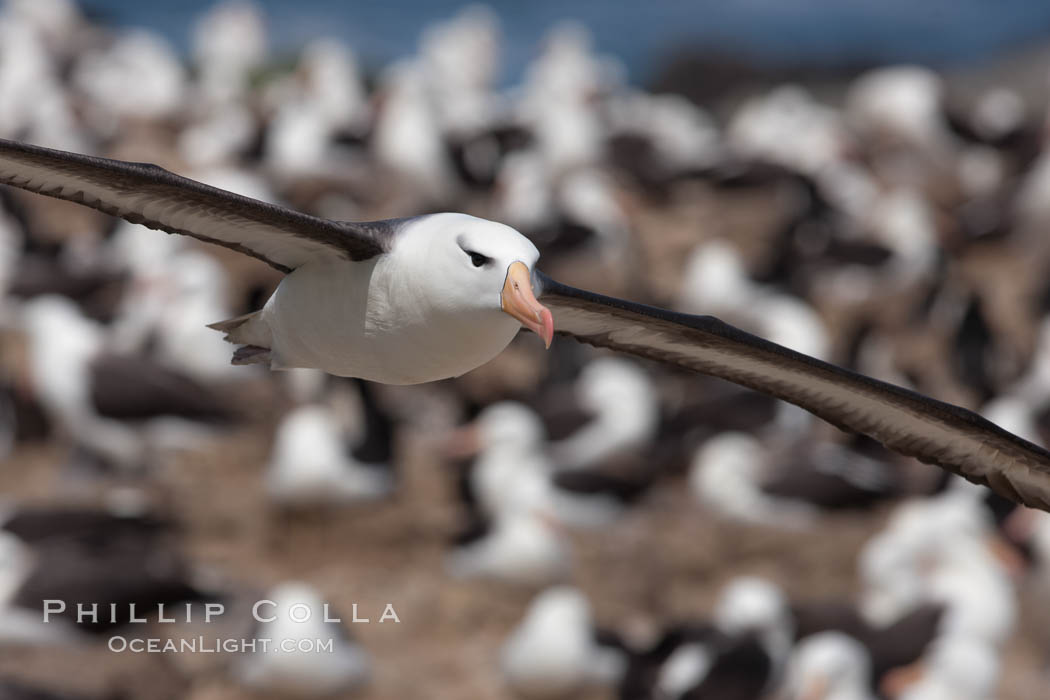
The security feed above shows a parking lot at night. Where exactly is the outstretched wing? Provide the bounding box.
[0,138,392,272]
[537,271,1050,511]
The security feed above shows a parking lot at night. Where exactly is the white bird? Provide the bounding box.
[555,168,632,255]
[123,249,246,381]
[549,357,659,471]
[234,582,370,697]
[1014,152,1050,227]
[781,632,876,700]
[264,103,337,177]
[372,60,456,201]
[970,88,1025,143]
[857,487,1016,643]
[0,13,84,150]
[420,6,501,133]
[689,431,819,529]
[519,23,610,173]
[1,0,82,50]
[462,401,645,528]
[178,103,258,169]
[728,85,848,175]
[0,530,82,646]
[266,382,395,508]
[607,91,721,174]
[677,239,831,360]
[981,395,1043,450]
[845,66,949,154]
[2,138,1050,510]
[464,402,553,516]
[456,401,612,529]
[71,30,186,123]
[192,0,267,105]
[445,509,571,585]
[295,38,369,132]
[713,576,795,676]
[921,542,1017,648]
[500,586,626,698]
[495,150,556,232]
[20,296,133,466]
[863,188,939,285]
[259,37,370,179]
[894,636,1000,700]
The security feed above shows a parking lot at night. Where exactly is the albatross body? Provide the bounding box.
[3,137,1050,511]
[242,213,540,383]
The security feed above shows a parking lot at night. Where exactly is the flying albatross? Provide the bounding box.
[1,137,1049,510]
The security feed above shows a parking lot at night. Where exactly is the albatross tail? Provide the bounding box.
[207,311,272,366]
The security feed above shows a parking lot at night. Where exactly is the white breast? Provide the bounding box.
[263,257,521,384]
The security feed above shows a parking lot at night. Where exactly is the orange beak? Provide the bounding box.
[501,262,554,349]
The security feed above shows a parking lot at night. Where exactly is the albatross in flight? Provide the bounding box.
[1,137,1049,510]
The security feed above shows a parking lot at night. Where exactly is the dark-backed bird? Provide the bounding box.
[17,295,236,472]
[0,512,205,640]
[791,600,944,688]
[544,357,659,471]
[759,437,907,511]
[450,401,653,528]
[621,577,792,700]
[2,138,1050,509]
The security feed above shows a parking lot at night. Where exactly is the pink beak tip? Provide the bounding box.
[539,307,554,349]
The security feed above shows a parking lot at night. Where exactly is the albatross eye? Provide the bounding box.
[465,250,491,268]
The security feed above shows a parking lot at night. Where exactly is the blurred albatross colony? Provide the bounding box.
[4,0,1050,699]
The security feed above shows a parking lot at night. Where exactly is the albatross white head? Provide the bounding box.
[356,213,554,382]
[397,213,553,344]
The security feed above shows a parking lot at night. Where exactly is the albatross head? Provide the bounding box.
[397,213,554,348]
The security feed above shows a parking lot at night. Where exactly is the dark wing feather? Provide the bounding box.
[0,678,96,700]
[89,353,235,423]
[2,508,169,546]
[866,604,943,681]
[13,541,203,632]
[690,639,773,700]
[536,272,1050,511]
[0,138,391,272]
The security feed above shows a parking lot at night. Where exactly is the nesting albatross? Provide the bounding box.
[1,137,1049,509]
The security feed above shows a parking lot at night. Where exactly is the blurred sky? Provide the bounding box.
[84,0,1050,82]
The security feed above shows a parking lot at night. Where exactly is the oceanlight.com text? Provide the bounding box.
[107,636,338,654]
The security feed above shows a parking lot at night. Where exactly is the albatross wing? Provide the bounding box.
[536,272,1050,510]
[0,138,390,272]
